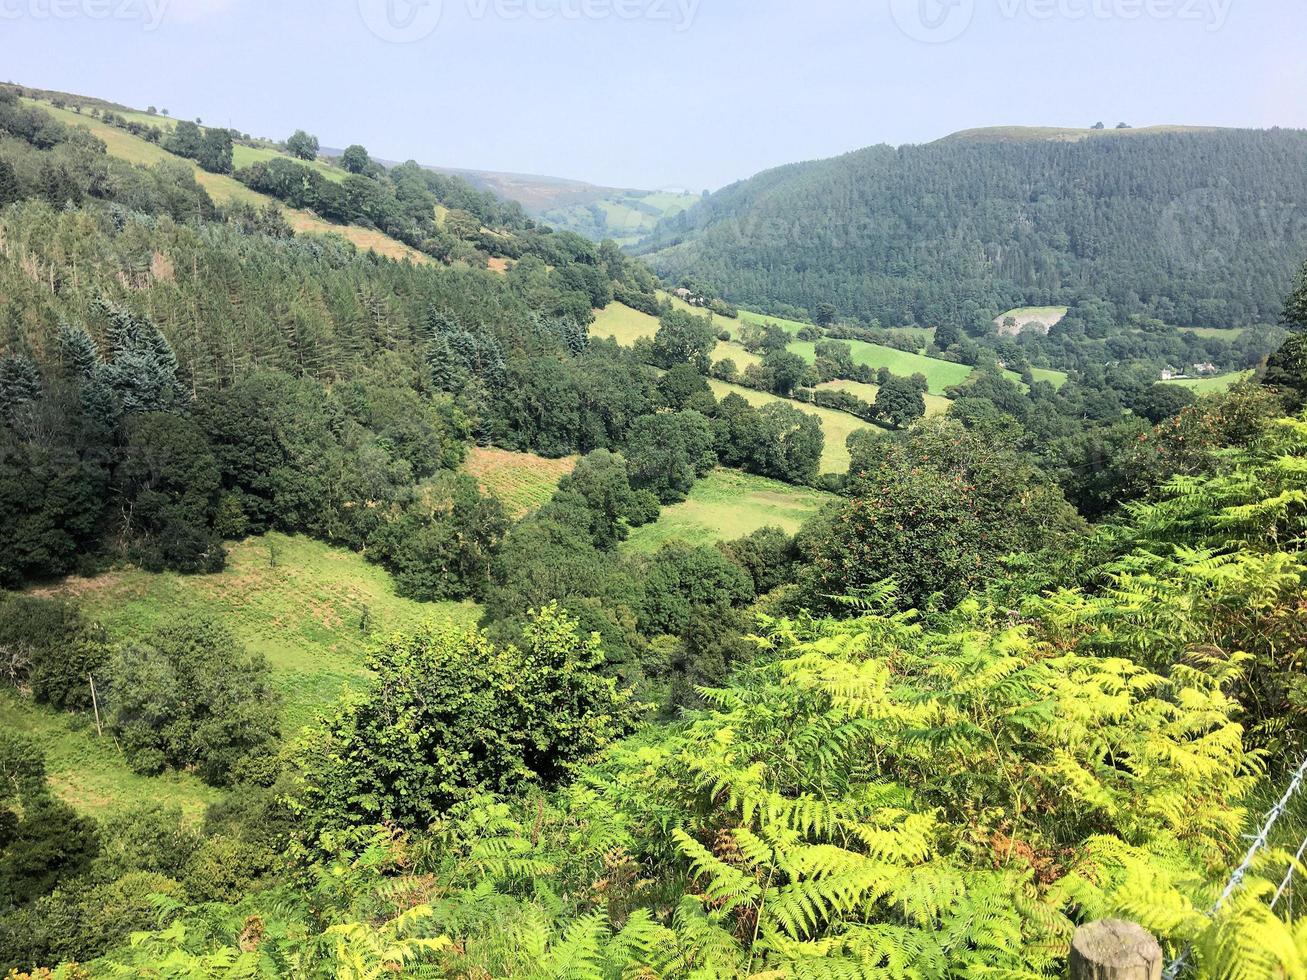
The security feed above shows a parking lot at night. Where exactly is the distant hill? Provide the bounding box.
[417,165,700,245]
[636,125,1307,331]
[936,124,1223,143]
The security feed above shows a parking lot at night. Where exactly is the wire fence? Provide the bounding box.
[1163,754,1307,979]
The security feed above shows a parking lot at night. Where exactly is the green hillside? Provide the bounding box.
[638,128,1307,342]
[33,534,478,731]
[25,98,431,263]
[623,468,835,553]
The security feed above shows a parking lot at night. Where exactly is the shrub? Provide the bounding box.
[106,617,280,785]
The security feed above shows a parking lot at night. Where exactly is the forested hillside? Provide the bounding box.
[3,78,1307,978]
[639,127,1307,335]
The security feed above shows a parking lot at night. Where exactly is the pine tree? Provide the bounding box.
[55,321,100,380]
[0,353,42,426]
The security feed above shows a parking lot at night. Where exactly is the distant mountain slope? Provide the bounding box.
[637,126,1307,331]
[422,165,699,245]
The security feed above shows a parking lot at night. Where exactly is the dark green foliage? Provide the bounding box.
[933,320,961,350]
[1130,383,1198,423]
[806,418,1082,610]
[96,300,185,417]
[650,308,717,372]
[714,394,824,484]
[634,542,754,638]
[370,473,508,602]
[195,126,233,174]
[719,526,801,595]
[0,596,108,710]
[487,515,616,623]
[118,413,225,573]
[0,355,40,428]
[0,160,17,207]
[285,130,319,161]
[0,734,98,913]
[655,362,716,413]
[544,449,653,550]
[162,120,202,158]
[761,347,808,396]
[297,605,637,837]
[341,144,370,174]
[1263,330,1307,412]
[625,410,717,503]
[93,802,200,882]
[1284,260,1307,331]
[643,130,1307,333]
[874,373,926,428]
[106,617,280,785]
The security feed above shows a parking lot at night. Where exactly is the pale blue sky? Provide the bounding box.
[4,0,1304,191]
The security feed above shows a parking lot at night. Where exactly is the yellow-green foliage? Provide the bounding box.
[66,419,1307,978]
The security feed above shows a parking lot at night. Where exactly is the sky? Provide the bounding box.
[4,0,1305,191]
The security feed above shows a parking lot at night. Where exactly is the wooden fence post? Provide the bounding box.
[1070,920,1163,980]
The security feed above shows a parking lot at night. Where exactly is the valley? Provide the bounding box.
[1,51,1305,978]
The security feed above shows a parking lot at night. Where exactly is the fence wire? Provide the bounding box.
[1163,754,1307,979]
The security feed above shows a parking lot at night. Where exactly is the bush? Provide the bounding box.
[106,617,280,786]
[0,596,108,710]
[296,605,638,838]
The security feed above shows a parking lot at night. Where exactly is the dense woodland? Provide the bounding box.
[1,87,1307,976]
[640,129,1307,372]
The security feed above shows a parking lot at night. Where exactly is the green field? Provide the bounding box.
[818,379,953,417]
[591,302,762,369]
[787,337,974,395]
[231,142,347,182]
[1168,371,1253,393]
[735,308,1068,392]
[1180,326,1245,339]
[1029,366,1069,388]
[33,534,478,732]
[708,378,874,474]
[12,534,476,820]
[464,447,577,517]
[623,469,835,553]
[0,689,223,822]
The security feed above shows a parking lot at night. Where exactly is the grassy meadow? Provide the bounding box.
[589,302,880,474]
[1169,371,1254,393]
[817,379,953,417]
[464,447,577,517]
[592,301,763,370]
[623,468,835,553]
[32,534,478,732]
[0,689,223,822]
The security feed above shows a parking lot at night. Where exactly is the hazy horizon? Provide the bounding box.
[3,0,1305,191]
